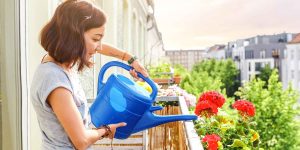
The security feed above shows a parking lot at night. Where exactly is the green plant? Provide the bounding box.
[179,72,224,96]
[173,64,187,77]
[256,64,274,88]
[148,62,172,78]
[194,91,262,150]
[185,59,240,97]
[235,70,300,149]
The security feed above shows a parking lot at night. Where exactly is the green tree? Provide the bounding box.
[257,64,274,88]
[182,59,239,97]
[235,70,300,149]
[180,71,224,97]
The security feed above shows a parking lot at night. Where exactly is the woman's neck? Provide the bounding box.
[42,54,72,72]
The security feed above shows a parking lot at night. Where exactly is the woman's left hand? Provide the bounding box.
[129,60,149,81]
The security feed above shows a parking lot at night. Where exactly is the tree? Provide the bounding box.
[235,70,300,149]
[256,64,274,88]
[182,59,239,97]
[180,71,224,97]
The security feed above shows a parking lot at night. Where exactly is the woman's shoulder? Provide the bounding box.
[31,62,73,98]
[34,62,69,83]
[36,62,65,76]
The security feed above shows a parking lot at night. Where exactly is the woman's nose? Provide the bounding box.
[95,43,102,53]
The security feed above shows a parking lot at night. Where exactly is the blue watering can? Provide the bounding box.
[89,61,197,139]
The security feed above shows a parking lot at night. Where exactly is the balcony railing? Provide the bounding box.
[89,96,203,150]
[272,50,280,58]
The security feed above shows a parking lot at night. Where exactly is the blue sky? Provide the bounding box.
[154,0,300,49]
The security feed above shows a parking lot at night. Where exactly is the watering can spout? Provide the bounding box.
[132,110,197,133]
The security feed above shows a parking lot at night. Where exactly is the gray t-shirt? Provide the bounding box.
[30,62,91,150]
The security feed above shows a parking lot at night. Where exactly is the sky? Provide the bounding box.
[153,0,300,50]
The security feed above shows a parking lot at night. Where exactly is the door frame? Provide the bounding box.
[0,0,29,149]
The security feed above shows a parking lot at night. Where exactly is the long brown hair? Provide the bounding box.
[40,0,106,71]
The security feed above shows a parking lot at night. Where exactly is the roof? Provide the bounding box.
[289,33,300,44]
[207,44,226,52]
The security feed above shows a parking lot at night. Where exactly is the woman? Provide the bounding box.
[30,0,148,149]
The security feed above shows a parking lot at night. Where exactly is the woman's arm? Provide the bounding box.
[47,87,126,150]
[98,43,149,78]
[98,43,132,62]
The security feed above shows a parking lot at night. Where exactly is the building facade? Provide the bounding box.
[166,50,206,70]
[0,0,163,149]
[282,33,300,92]
[226,33,295,82]
[206,44,226,60]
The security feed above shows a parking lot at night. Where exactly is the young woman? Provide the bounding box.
[30,0,148,149]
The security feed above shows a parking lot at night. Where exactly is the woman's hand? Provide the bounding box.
[129,60,149,81]
[107,122,127,139]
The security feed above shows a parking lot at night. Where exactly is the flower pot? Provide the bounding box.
[153,78,170,84]
[173,76,181,84]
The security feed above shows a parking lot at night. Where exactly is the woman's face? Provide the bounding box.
[84,25,105,59]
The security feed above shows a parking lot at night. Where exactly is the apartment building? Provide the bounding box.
[206,44,226,60]
[165,50,206,70]
[0,0,163,149]
[146,6,165,66]
[282,33,300,91]
[226,33,295,82]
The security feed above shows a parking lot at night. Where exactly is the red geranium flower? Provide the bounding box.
[232,100,256,117]
[194,91,226,117]
[198,91,225,108]
[194,100,218,117]
[202,134,221,150]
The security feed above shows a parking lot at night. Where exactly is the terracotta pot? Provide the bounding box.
[152,78,170,84]
[173,76,181,84]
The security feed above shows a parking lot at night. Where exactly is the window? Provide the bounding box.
[249,62,251,71]
[132,13,137,55]
[284,49,287,58]
[78,67,95,100]
[260,50,266,58]
[255,62,261,71]
[245,50,254,59]
[121,0,129,50]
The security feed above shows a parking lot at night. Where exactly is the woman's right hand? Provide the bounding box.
[107,122,127,139]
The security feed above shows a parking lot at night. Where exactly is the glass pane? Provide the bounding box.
[78,63,95,100]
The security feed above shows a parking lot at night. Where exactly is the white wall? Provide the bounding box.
[241,58,274,82]
[284,44,300,91]
[27,0,56,149]
[147,25,164,66]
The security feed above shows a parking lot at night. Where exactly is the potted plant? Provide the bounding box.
[173,64,187,84]
[149,63,172,84]
[173,73,181,84]
[193,91,262,150]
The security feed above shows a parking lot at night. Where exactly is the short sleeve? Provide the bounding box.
[38,69,73,109]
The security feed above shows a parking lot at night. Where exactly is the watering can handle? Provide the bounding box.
[97,61,158,100]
